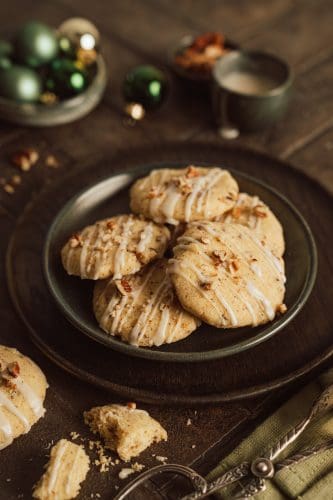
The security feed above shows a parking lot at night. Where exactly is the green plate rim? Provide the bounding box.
[42,162,318,363]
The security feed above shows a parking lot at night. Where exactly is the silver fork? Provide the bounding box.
[114,384,333,500]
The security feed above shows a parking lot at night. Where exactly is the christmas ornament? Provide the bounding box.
[0,65,42,102]
[58,36,76,58]
[0,57,11,70]
[45,58,88,98]
[0,40,13,57]
[14,21,58,67]
[123,65,168,110]
[58,18,100,51]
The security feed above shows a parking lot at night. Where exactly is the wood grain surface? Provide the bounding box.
[0,1,332,499]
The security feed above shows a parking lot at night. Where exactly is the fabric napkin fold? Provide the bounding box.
[206,369,333,499]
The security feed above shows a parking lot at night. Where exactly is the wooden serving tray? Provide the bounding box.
[6,143,333,405]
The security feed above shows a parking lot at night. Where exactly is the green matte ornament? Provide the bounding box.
[0,57,12,70]
[0,64,42,102]
[45,58,88,98]
[0,40,13,58]
[123,65,168,110]
[15,21,58,67]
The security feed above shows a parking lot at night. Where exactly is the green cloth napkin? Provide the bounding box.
[206,369,333,499]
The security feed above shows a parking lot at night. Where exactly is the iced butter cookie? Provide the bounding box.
[61,214,170,280]
[169,221,286,328]
[0,345,48,451]
[216,193,285,256]
[84,402,167,462]
[93,259,200,347]
[130,166,239,225]
[33,439,90,500]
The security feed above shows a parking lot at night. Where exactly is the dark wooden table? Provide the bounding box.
[1,1,333,499]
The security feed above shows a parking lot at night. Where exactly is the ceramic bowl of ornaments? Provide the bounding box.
[0,18,107,126]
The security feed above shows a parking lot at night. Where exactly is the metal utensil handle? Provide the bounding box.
[275,438,333,472]
[233,477,266,499]
[265,384,333,461]
[181,462,250,500]
[113,464,207,500]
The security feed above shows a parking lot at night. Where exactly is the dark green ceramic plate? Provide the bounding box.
[43,163,317,362]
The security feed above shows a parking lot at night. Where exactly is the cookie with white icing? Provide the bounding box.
[216,192,285,256]
[93,259,201,347]
[0,345,48,451]
[130,166,239,225]
[84,403,167,462]
[33,439,90,500]
[61,214,170,280]
[169,221,286,328]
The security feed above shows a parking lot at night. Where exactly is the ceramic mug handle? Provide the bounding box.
[211,81,239,139]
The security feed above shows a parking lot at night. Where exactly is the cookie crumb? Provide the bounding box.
[119,468,135,480]
[45,154,59,168]
[186,418,192,426]
[155,456,168,463]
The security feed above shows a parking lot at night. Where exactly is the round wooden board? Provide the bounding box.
[6,143,333,405]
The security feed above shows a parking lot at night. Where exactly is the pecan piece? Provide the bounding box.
[7,361,20,378]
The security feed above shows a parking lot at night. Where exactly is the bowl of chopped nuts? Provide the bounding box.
[0,54,107,127]
[169,32,239,83]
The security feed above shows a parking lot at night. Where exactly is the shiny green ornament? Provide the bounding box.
[123,65,168,110]
[58,36,76,58]
[0,65,42,102]
[15,21,58,67]
[46,58,88,98]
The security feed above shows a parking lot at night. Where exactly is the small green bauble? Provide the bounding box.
[15,21,58,67]
[123,65,168,110]
[0,57,12,70]
[0,65,42,102]
[46,58,88,98]
[0,40,13,58]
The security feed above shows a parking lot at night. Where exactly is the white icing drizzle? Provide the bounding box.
[0,410,13,449]
[197,170,226,217]
[212,285,238,326]
[113,217,134,280]
[250,261,263,279]
[184,169,222,222]
[161,187,182,224]
[239,292,258,326]
[167,313,182,343]
[153,307,170,346]
[47,440,69,494]
[0,356,45,450]
[247,281,274,320]
[65,446,81,496]
[15,376,45,419]
[137,223,154,253]
[130,278,170,345]
[79,224,98,278]
[0,391,30,433]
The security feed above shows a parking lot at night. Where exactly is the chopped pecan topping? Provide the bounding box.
[120,278,132,294]
[253,205,267,218]
[147,186,161,199]
[200,281,212,290]
[11,148,39,171]
[231,206,243,219]
[69,234,82,248]
[135,251,145,263]
[7,362,20,378]
[211,250,226,266]
[127,402,136,410]
[200,237,209,244]
[277,303,287,314]
[185,166,201,178]
[106,220,116,230]
[229,259,240,273]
